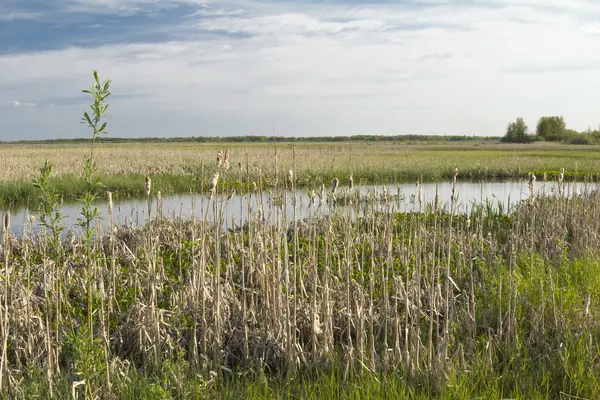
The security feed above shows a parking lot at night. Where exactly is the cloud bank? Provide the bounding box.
[1,0,600,139]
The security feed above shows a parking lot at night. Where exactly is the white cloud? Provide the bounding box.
[2,0,600,139]
[0,12,43,21]
[11,100,37,108]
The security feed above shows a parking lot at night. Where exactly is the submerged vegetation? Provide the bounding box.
[1,71,600,399]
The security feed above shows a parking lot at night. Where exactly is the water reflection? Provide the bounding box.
[2,180,596,236]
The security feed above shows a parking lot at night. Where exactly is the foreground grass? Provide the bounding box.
[1,141,600,208]
[18,359,598,399]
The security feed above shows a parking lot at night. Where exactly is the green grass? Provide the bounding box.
[2,142,600,209]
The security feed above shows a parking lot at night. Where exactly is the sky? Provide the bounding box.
[1,0,600,140]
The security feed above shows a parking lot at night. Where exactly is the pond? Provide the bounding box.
[1,180,596,236]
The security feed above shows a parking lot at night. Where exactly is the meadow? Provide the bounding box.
[2,140,600,208]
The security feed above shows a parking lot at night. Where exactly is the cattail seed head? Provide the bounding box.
[223,149,230,170]
[348,173,353,190]
[238,161,242,171]
[107,191,113,213]
[529,172,536,183]
[29,215,35,225]
[156,191,162,214]
[145,176,151,196]
[320,184,325,200]
[288,169,294,185]
[559,168,565,183]
[331,178,339,194]
[209,172,220,199]
[311,189,316,205]
[529,172,536,198]
[252,181,257,192]
[435,185,440,212]
[3,212,10,232]
[217,150,223,167]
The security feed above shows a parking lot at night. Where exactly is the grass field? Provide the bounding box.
[1,140,600,208]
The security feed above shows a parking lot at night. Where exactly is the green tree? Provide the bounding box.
[502,117,530,143]
[536,116,566,141]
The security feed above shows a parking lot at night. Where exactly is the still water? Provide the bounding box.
[2,180,595,236]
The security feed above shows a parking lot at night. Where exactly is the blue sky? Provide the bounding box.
[2,0,600,140]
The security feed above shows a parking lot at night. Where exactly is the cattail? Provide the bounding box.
[434,185,440,212]
[217,150,223,167]
[145,175,151,197]
[311,189,316,205]
[252,181,257,193]
[238,161,242,171]
[383,186,388,203]
[209,172,220,199]
[107,191,113,214]
[320,184,325,201]
[331,178,339,194]
[29,215,35,225]
[156,191,162,218]
[543,172,548,182]
[529,172,536,198]
[348,173,354,190]
[3,212,10,232]
[451,166,458,203]
[223,149,230,170]
[559,168,565,183]
[288,169,294,185]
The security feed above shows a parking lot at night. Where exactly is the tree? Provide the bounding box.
[502,117,530,143]
[536,116,566,141]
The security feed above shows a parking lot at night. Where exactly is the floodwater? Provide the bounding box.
[1,180,596,236]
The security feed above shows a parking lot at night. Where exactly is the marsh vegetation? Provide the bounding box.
[1,72,600,399]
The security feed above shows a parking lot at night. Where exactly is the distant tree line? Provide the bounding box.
[1,134,501,145]
[502,116,600,144]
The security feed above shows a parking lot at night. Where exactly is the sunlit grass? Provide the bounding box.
[2,141,600,208]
